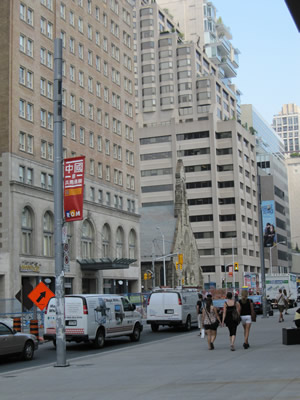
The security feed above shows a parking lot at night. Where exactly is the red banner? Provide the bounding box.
[64,156,85,222]
[228,266,233,277]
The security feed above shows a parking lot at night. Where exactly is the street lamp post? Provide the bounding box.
[156,227,166,286]
[269,241,286,275]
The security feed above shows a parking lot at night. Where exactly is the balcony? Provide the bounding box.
[219,57,237,78]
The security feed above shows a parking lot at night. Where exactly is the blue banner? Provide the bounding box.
[261,200,276,247]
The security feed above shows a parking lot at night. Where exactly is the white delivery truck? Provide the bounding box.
[44,294,143,348]
[265,274,298,308]
[146,289,198,332]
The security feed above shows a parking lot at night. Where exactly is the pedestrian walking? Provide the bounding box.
[283,289,290,315]
[239,290,255,349]
[222,292,241,351]
[202,296,221,350]
[196,293,205,337]
[276,289,285,322]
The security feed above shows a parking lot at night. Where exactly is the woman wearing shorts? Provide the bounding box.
[276,289,285,322]
[239,290,254,349]
[202,296,221,350]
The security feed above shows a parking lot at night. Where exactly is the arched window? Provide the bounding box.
[116,227,124,258]
[81,220,94,258]
[102,224,111,257]
[43,211,54,257]
[21,207,33,254]
[64,222,73,259]
[128,229,136,259]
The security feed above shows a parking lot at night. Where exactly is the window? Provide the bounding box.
[80,127,85,144]
[48,143,54,160]
[19,166,25,183]
[26,70,33,89]
[81,220,94,258]
[102,224,110,256]
[78,43,84,59]
[41,140,47,158]
[89,132,94,148]
[98,162,103,178]
[60,2,66,19]
[79,99,85,115]
[19,132,26,151]
[78,17,83,33]
[116,227,124,258]
[71,123,76,140]
[97,135,102,151]
[21,207,33,254]
[69,37,75,54]
[19,99,25,118]
[90,159,95,175]
[43,211,54,256]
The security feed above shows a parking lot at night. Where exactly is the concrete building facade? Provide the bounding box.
[241,104,291,274]
[0,0,141,306]
[134,2,260,290]
[272,103,300,154]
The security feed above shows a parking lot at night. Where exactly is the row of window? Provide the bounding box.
[21,206,136,259]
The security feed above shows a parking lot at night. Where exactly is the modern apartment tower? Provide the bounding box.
[0,0,140,304]
[134,1,261,289]
[241,104,291,274]
[272,103,300,154]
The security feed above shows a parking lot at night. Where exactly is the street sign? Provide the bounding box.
[15,282,34,310]
[28,282,55,311]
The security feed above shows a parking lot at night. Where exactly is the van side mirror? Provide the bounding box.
[131,304,136,311]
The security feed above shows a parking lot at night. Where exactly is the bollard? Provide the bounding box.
[13,317,21,332]
[30,319,39,339]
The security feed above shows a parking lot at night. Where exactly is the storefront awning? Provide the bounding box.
[77,258,137,271]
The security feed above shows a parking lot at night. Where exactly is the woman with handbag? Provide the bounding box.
[222,292,241,351]
[201,296,221,350]
[239,290,255,349]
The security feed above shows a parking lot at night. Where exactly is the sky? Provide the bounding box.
[212,0,300,124]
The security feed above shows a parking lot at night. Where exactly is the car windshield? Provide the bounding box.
[213,299,226,308]
[249,296,261,302]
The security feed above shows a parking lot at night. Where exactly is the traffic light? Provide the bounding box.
[147,272,152,280]
[178,254,183,265]
[175,262,179,270]
[182,278,185,284]
[234,262,239,271]
[144,273,148,281]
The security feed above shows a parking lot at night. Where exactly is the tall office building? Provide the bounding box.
[156,0,240,85]
[0,0,140,305]
[241,104,291,274]
[285,156,300,252]
[272,104,300,154]
[135,2,260,289]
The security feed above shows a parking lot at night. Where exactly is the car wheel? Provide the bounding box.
[151,323,159,332]
[185,316,191,331]
[130,324,141,342]
[22,341,34,361]
[94,329,105,349]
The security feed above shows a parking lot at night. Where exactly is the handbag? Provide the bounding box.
[205,308,219,329]
[232,306,241,324]
[250,300,256,322]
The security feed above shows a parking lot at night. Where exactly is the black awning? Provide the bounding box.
[77,257,137,271]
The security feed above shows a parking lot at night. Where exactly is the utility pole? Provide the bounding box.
[53,39,68,367]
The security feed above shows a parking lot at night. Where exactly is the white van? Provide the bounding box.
[44,294,143,348]
[146,289,198,331]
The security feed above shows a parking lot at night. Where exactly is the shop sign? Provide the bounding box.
[19,261,41,273]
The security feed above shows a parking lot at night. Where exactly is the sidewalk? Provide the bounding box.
[1,310,299,400]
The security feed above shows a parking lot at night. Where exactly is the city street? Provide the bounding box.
[0,309,299,400]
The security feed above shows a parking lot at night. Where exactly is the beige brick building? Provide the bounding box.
[0,0,141,306]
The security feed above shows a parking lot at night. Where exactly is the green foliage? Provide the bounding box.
[290,152,300,158]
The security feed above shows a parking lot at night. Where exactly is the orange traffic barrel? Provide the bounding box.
[30,319,39,339]
[13,317,21,332]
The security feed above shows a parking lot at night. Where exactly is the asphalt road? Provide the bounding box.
[0,323,197,374]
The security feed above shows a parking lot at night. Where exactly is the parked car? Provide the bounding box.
[44,294,143,348]
[146,289,198,331]
[0,322,38,361]
[248,295,263,314]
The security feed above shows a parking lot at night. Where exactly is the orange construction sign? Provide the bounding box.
[28,282,55,311]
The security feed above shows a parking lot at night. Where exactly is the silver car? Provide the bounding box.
[0,322,38,361]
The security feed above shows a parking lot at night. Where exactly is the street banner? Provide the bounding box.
[64,156,85,222]
[228,266,233,277]
[261,200,276,247]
